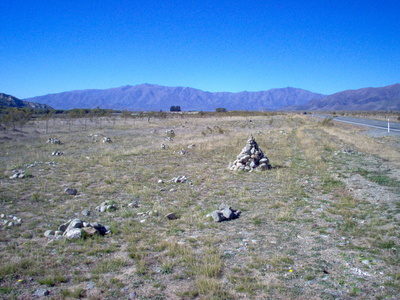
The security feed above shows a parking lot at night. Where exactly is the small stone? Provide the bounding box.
[165,213,178,220]
[65,188,78,195]
[158,179,164,183]
[90,223,108,235]
[68,219,84,229]
[82,227,99,236]
[81,209,90,216]
[221,208,233,219]
[129,291,137,299]
[33,289,50,297]
[106,204,117,211]
[211,211,224,222]
[128,201,139,208]
[58,224,68,232]
[44,230,54,237]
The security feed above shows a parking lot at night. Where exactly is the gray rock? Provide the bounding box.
[128,201,139,208]
[65,188,77,195]
[210,204,241,222]
[165,213,178,220]
[211,211,224,222]
[44,230,54,238]
[33,289,50,296]
[68,219,83,229]
[64,228,82,239]
[58,224,68,232]
[82,227,99,236]
[129,291,137,299]
[81,209,90,216]
[221,208,233,219]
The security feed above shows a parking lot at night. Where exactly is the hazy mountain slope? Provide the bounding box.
[284,84,400,111]
[0,93,53,109]
[23,84,325,111]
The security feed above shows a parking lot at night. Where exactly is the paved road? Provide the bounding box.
[312,114,400,133]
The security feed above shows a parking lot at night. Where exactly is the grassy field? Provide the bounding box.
[0,113,399,299]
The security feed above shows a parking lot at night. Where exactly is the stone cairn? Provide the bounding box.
[45,219,111,240]
[229,134,271,171]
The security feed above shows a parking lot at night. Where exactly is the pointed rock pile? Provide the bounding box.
[229,134,271,171]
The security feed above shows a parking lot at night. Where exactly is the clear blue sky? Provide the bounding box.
[1,0,399,99]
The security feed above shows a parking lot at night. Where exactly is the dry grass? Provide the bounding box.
[0,113,399,299]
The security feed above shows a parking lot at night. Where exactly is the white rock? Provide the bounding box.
[64,228,82,239]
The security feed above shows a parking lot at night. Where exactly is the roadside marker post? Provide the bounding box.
[388,119,390,133]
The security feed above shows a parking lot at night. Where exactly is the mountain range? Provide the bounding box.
[4,83,400,111]
[0,93,52,109]
[22,84,325,111]
[284,84,400,111]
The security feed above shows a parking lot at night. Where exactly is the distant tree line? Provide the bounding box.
[170,106,181,112]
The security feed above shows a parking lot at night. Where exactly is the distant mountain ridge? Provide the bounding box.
[285,84,400,111]
[23,84,325,111]
[21,83,400,111]
[0,93,52,109]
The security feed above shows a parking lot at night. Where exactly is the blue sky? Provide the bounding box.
[1,0,399,99]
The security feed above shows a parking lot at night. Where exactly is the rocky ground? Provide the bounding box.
[0,113,399,299]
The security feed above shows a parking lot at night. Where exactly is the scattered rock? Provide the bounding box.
[102,137,112,143]
[9,171,26,179]
[160,143,169,149]
[128,201,139,208]
[208,204,241,222]
[81,209,90,216]
[46,137,61,144]
[166,129,175,137]
[46,219,110,240]
[1,214,22,228]
[95,201,117,212]
[187,144,196,148]
[170,175,189,183]
[229,134,271,171]
[51,150,63,156]
[65,188,78,195]
[178,149,189,155]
